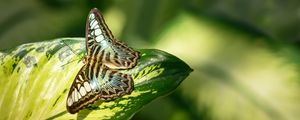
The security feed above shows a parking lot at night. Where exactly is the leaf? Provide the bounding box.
[0,38,192,120]
[153,12,300,120]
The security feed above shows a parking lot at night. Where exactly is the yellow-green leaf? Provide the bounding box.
[0,38,192,120]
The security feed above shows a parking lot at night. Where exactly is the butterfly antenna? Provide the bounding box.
[60,58,82,67]
[61,40,81,58]
[60,40,84,67]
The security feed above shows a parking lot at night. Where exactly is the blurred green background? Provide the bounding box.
[1,0,300,120]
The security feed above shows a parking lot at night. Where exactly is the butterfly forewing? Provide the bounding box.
[86,8,139,69]
[66,63,134,114]
[85,8,114,55]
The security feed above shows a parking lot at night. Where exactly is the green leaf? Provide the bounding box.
[0,38,192,120]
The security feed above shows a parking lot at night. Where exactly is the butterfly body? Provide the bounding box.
[66,8,139,114]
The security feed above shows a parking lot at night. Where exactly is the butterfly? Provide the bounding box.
[66,8,139,114]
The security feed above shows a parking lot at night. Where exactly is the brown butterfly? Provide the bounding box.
[66,8,139,114]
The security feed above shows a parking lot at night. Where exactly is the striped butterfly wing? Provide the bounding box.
[86,8,139,69]
[66,62,133,114]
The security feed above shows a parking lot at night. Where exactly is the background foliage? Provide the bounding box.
[1,0,300,120]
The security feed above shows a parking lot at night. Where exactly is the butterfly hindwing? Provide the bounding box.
[66,63,133,114]
[86,8,139,69]
[97,66,133,100]
[66,65,99,114]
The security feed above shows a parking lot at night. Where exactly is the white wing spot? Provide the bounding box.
[75,78,81,83]
[91,75,101,91]
[74,90,78,102]
[79,75,83,81]
[91,20,98,29]
[72,90,75,102]
[100,40,109,48]
[67,97,73,106]
[95,35,105,42]
[80,87,87,96]
[95,29,102,36]
[89,13,95,20]
[77,92,82,99]
[84,82,91,92]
